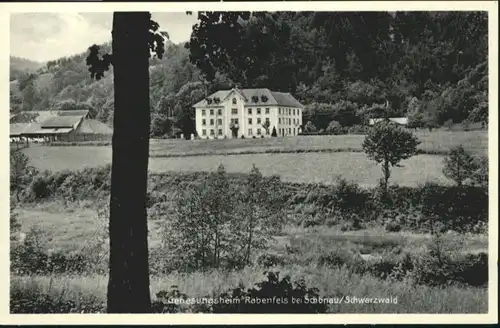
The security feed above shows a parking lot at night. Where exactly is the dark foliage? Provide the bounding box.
[210,272,327,313]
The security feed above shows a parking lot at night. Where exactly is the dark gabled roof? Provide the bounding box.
[74,119,113,135]
[270,91,304,108]
[10,123,42,136]
[57,110,89,117]
[41,115,83,128]
[193,88,304,108]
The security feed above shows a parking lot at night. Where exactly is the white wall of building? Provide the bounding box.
[195,92,303,139]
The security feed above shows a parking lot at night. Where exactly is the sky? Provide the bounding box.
[10,12,199,62]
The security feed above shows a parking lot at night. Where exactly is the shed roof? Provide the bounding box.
[57,110,89,117]
[369,117,409,125]
[74,119,113,135]
[41,115,83,128]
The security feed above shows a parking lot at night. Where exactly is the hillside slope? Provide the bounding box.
[10,56,44,81]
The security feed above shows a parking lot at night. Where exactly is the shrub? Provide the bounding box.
[210,272,327,313]
[162,165,285,271]
[331,178,371,216]
[347,124,367,135]
[10,150,36,201]
[419,182,487,233]
[317,248,361,268]
[384,219,402,232]
[303,121,317,133]
[326,120,343,135]
[271,126,277,137]
[257,253,286,268]
[443,145,478,186]
[472,155,488,189]
[151,286,190,313]
[10,289,105,313]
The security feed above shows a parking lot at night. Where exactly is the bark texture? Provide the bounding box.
[107,12,152,313]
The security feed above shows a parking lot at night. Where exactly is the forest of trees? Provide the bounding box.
[10,11,488,137]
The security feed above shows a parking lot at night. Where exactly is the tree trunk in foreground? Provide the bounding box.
[107,12,152,313]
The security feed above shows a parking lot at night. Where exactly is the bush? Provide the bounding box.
[443,145,478,186]
[326,120,343,135]
[384,219,402,232]
[162,165,286,271]
[347,124,367,135]
[10,289,105,313]
[257,253,286,268]
[317,248,361,268]
[152,286,190,313]
[331,177,371,216]
[210,272,327,313]
[419,182,488,233]
[472,155,488,189]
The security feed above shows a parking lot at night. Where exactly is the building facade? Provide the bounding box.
[193,88,304,139]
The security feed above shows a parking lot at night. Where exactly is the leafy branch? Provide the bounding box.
[86,15,169,81]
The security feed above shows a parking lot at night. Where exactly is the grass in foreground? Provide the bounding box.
[11,264,488,313]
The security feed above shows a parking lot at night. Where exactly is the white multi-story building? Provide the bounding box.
[193,88,304,139]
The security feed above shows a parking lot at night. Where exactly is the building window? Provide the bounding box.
[265,108,270,114]
[248,118,252,125]
[210,129,215,136]
[293,109,296,115]
[257,128,261,135]
[257,108,261,115]
[231,118,239,125]
[202,119,206,126]
[202,110,206,116]
[217,119,222,125]
[279,108,281,115]
[279,118,282,124]
[210,119,214,125]
[202,129,207,136]
[232,98,237,104]
[289,128,291,135]
[265,117,270,124]
[257,118,261,124]
[217,109,222,115]
[248,129,253,136]
[218,129,223,136]
[248,108,252,115]
[210,109,214,115]
[288,118,291,125]
[232,108,238,115]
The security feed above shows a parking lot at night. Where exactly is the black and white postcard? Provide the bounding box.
[1,1,498,325]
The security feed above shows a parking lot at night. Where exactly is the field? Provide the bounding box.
[11,130,489,313]
[23,146,451,187]
[12,203,489,313]
[48,130,488,157]
[15,204,488,255]
[20,130,488,187]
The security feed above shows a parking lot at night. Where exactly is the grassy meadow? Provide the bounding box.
[20,130,488,187]
[13,201,488,314]
[11,129,489,313]
[45,129,488,157]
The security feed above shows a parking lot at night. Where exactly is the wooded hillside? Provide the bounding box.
[10,11,488,137]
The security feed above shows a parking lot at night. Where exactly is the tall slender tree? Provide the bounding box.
[86,12,168,313]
